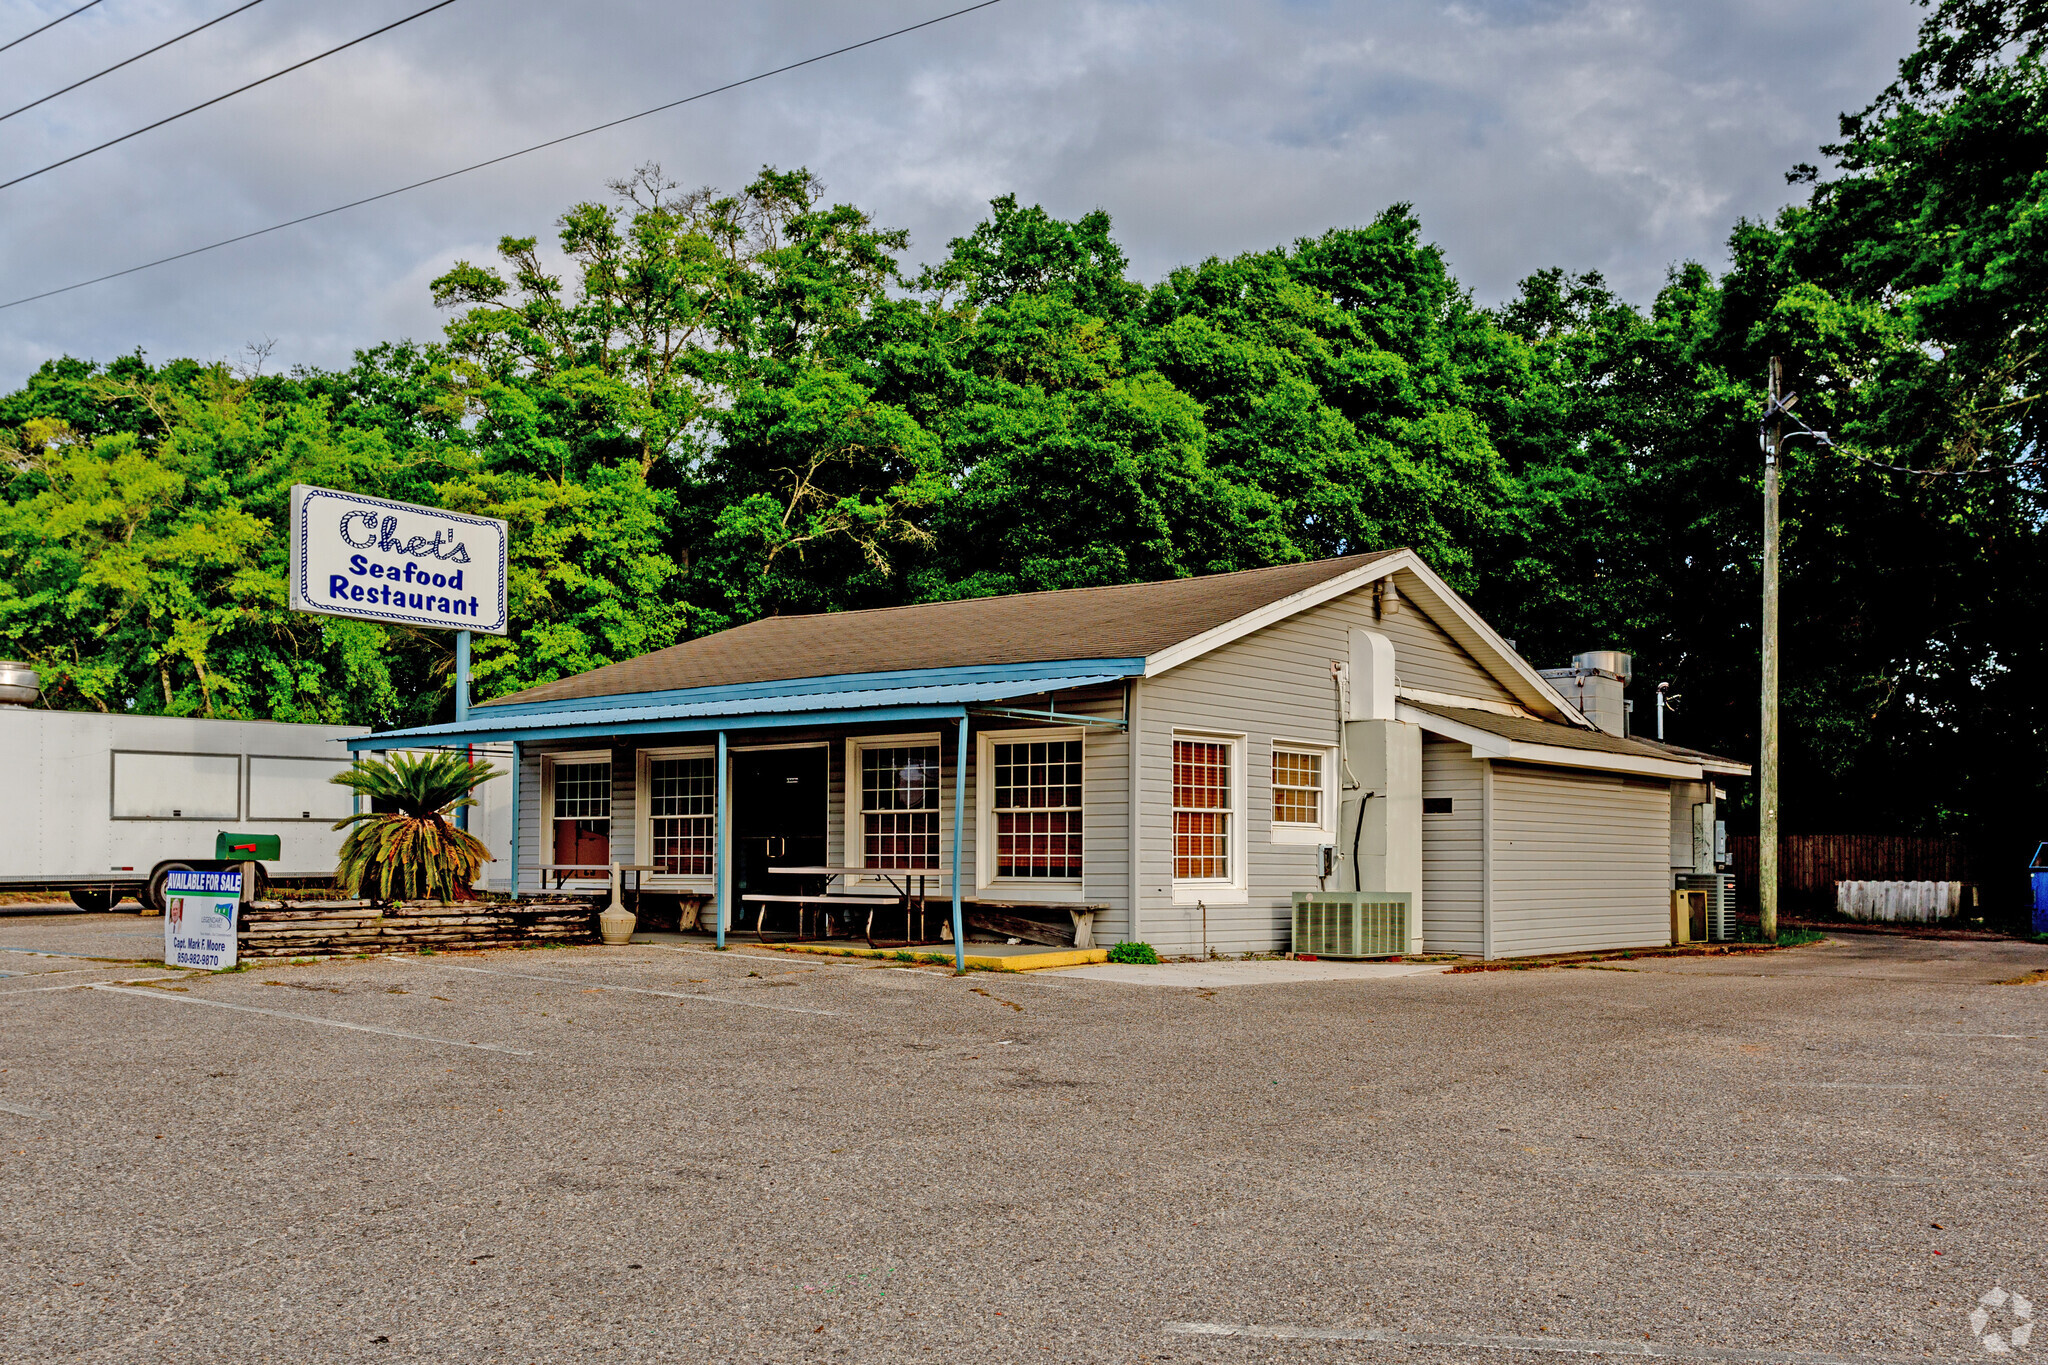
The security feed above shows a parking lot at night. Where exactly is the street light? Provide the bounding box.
[1756,358,1835,943]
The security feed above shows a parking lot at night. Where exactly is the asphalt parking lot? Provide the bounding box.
[2,916,2045,1365]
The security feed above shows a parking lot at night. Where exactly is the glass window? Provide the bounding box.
[1272,749,1324,827]
[861,744,940,870]
[551,759,611,867]
[649,756,714,876]
[991,738,1082,879]
[1173,739,1232,881]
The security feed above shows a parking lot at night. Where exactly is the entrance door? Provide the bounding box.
[550,758,612,869]
[732,746,828,898]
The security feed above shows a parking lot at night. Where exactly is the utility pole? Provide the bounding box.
[1759,358,1783,943]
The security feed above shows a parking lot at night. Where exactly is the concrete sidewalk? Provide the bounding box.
[1059,957,1449,987]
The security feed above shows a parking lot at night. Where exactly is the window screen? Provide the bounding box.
[991,738,1082,878]
[649,756,714,875]
[1173,739,1232,880]
[1272,749,1323,826]
[861,745,940,870]
[112,751,239,820]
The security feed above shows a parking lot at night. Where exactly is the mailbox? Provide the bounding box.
[215,831,282,862]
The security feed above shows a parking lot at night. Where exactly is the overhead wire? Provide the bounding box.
[0,0,1008,311]
[1759,395,2043,478]
[0,0,272,127]
[0,0,102,56]
[0,0,463,193]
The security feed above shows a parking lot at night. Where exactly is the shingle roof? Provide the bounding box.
[1403,701,1690,763]
[1636,736,1753,774]
[485,552,1402,708]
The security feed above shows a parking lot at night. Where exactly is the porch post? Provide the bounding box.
[508,740,521,900]
[951,709,968,972]
[715,729,729,949]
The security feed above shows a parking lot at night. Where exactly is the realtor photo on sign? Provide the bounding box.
[289,485,509,635]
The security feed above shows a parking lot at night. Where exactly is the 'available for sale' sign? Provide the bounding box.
[288,485,508,635]
[163,870,241,970]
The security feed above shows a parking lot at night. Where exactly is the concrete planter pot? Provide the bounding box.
[598,904,637,945]
[597,863,636,945]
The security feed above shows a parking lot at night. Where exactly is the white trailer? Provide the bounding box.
[0,706,368,911]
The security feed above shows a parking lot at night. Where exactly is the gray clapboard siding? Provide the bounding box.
[1488,762,1670,956]
[1137,580,1518,955]
[1377,573,1522,705]
[1420,739,1484,955]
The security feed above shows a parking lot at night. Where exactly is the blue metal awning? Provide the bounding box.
[347,672,1130,751]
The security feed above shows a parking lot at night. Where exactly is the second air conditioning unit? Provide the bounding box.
[1674,873,1736,942]
[1291,891,1411,958]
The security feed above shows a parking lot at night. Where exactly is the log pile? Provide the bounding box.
[238,898,597,958]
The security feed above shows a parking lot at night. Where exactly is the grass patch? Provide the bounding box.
[1736,927,1827,948]
[1107,941,1161,965]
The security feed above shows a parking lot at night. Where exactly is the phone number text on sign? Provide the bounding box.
[163,869,241,971]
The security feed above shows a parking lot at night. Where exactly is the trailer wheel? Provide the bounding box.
[68,886,116,913]
[145,863,195,913]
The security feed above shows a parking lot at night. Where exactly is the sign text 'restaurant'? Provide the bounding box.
[288,485,508,635]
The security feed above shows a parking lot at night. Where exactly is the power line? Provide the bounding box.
[0,0,102,55]
[0,0,1009,311]
[0,0,463,194]
[1,0,272,127]
[1759,395,2043,478]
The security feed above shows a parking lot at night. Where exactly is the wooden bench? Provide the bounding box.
[740,892,897,941]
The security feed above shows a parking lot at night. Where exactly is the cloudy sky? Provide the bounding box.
[0,0,1923,389]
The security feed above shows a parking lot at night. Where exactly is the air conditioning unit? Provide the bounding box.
[1291,891,1411,958]
[1671,889,1709,945]
[1675,873,1736,942]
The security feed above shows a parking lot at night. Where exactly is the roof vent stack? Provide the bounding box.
[1537,651,1631,737]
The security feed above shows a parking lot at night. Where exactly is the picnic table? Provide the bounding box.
[751,865,944,942]
[525,863,656,894]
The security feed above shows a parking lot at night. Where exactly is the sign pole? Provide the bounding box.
[455,629,471,833]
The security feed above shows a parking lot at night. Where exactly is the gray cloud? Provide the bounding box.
[0,0,1923,388]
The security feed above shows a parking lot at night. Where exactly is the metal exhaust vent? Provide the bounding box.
[1291,891,1411,958]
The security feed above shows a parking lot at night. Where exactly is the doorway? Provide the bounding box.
[732,745,828,898]
[550,757,612,869]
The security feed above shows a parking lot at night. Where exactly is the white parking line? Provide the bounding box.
[1909,1031,2039,1040]
[89,984,533,1055]
[0,1099,57,1120]
[1772,1082,1926,1090]
[1553,1168,1951,1185]
[1164,1321,1933,1363]
[399,961,842,1016]
[0,946,128,959]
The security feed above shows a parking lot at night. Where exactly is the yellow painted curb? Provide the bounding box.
[772,943,1110,972]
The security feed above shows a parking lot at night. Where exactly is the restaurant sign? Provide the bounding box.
[288,485,508,634]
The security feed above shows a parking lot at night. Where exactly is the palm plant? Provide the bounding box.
[329,752,501,902]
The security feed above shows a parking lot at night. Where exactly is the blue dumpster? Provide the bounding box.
[2034,843,2048,935]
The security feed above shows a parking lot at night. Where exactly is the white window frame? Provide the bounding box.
[976,726,1086,904]
[539,749,613,886]
[1268,739,1337,845]
[843,731,948,888]
[1171,729,1247,905]
[635,745,717,889]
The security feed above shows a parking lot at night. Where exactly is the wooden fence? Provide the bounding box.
[1728,834,1977,913]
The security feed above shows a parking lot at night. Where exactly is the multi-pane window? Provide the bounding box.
[550,759,611,867]
[992,738,1083,879]
[649,756,715,875]
[861,745,940,870]
[1272,749,1324,827]
[1173,739,1233,880]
